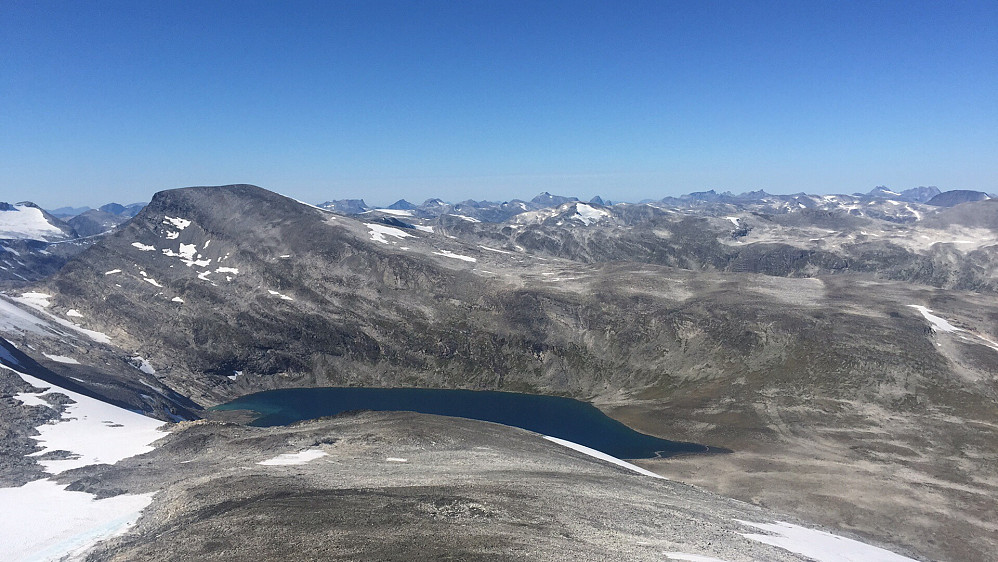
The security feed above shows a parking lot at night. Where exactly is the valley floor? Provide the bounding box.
[608,401,998,562]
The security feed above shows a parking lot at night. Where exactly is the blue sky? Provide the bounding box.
[2,0,996,207]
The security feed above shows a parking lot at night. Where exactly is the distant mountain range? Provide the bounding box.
[1,183,996,561]
[0,186,991,286]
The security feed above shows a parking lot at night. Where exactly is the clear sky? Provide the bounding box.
[2,0,996,208]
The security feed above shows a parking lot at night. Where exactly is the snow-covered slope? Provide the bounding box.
[0,366,168,561]
[0,203,76,242]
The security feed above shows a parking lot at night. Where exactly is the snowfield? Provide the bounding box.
[0,204,69,241]
[573,203,610,225]
[13,371,168,474]
[0,479,155,562]
[1,366,169,561]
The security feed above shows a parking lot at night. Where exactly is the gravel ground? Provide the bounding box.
[41,411,921,562]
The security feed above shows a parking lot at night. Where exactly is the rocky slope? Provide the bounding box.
[2,184,997,560]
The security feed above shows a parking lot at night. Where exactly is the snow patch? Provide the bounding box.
[215,267,239,274]
[365,223,414,244]
[448,213,480,222]
[144,277,163,288]
[130,356,156,375]
[164,230,180,239]
[724,216,740,226]
[267,289,294,301]
[18,292,52,308]
[258,449,327,466]
[66,309,83,318]
[131,242,155,251]
[908,305,960,333]
[386,457,408,463]
[104,269,122,275]
[162,216,191,230]
[228,370,242,381]
[573,203,610,226]
[414,225,434,233]
[543,436,665,479]
[171,296,184,303]
[738,520,917,562]
[433,250,477,262]
[162,244,211,267]
[43,353,80,364]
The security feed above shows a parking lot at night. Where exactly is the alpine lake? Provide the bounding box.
[211,387,709,459]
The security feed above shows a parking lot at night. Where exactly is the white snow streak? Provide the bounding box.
[374,208,414,216]
[42,353,80,364]
[18,292,52,308]
[258,449,327,466]
[131,242,155,251]
[3,295,112,344]
[737,520,918,562]
[433,250,477,262]
[543,436,665,479]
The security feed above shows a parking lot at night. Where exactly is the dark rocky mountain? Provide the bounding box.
[47,205,92,218]
[386,198,417,210]
[319,198,369,213]
[68,209,128,237]
[4,183,998,560]
[899,185,941,203]
[0,237,98,286]
[926,189,990,207]
[531,191,578,207]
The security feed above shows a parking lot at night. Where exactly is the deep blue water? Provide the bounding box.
[211,387,708,459]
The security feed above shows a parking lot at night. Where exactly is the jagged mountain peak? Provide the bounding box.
[386,199,417,210]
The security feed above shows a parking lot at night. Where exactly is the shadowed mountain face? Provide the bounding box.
[8,184,998,561]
